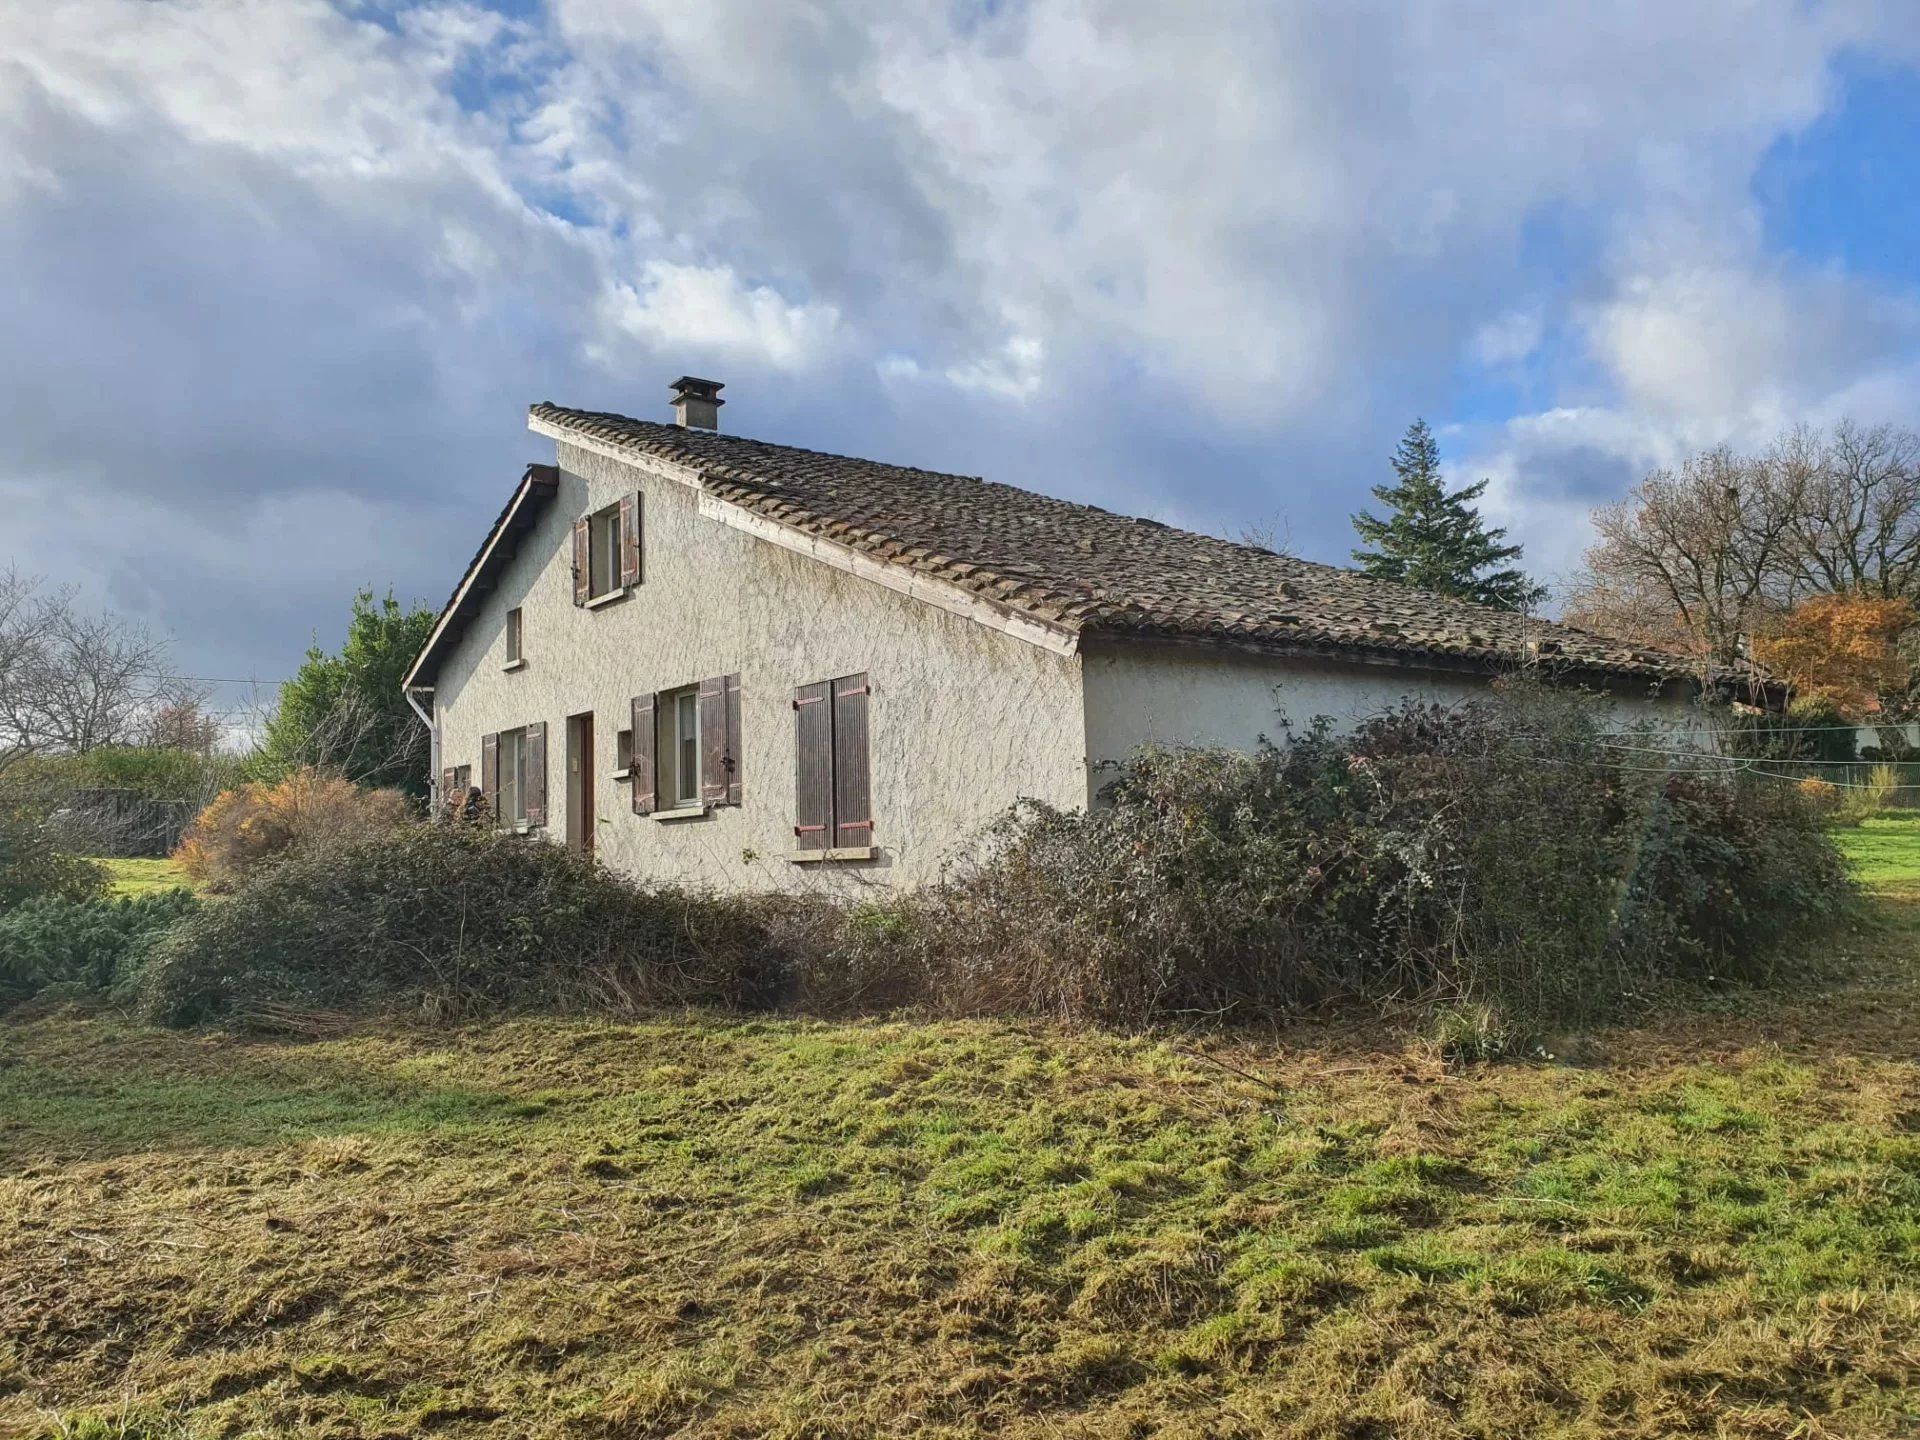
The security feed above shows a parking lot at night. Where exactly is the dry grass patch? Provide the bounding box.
[0,830,1916,1437]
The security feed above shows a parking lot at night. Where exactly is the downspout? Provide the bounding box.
[404,683,438,813]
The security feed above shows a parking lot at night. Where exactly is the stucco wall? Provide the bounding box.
[433,440,1089,892]
[1079,638,1701,788]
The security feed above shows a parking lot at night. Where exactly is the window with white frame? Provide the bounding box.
[497,726,527,823]
[657,685,700,808]
[588,505,622,598]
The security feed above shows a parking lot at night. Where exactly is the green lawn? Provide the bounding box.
[96,855,192,898]
[2,836,1917,1437]
[1835,811,1920,892]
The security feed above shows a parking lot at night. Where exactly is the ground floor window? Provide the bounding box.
[657,685,701,807]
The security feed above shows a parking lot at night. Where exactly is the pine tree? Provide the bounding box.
[1351,419,1547,612]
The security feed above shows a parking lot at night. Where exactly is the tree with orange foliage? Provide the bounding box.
[1754,593,1917,717]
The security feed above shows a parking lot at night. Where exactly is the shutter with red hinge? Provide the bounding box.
[619,492,642,588]
[724,673,743,806]
[523,722,548,827]
[831,673,872,849]
[480,733,499,826]
[793,680,832,850]
[699,676,728,806]
[630,694,656,815]
[572,518,590,605]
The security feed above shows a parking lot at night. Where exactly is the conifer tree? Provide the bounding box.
[1351,419,1547,612]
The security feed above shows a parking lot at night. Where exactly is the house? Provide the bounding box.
[401,377,1706,892]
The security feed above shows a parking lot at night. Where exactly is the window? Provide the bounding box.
[504,607,523,666]
[658,685,701,808]
[615,727,633,778]
[451,764,472,793]
[481,723,547,828]
[793,673,871,853]
[629,675,739,816]
[574,493,640,605]
[588,506,621,597]
[498,726,525,823]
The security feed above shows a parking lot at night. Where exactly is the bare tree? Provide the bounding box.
[1775,420,1920,599]
[1573,447,1801,676]
[0,567,172,772]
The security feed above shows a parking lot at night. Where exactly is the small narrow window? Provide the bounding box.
[451,764,472,793]
[615,727,633,777]
[498,726,525,824]
[656,685,701,808]
[588,504,623,597]
[505,607,523,665]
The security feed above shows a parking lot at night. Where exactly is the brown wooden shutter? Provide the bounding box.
[522,722,548,826]
[572,518,590,605]
[724,672,743,806]
[793,680,832,850]
[630,694,656,815]
[699,676,728,806]
[831,673,872,848]
[480,733,499,825]
[619,492,642,588]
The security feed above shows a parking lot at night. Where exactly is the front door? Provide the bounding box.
[566,711,594,854]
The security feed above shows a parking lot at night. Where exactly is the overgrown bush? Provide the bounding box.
[890,688,1850,1027]
[0,806,105,914]
[135,688,1853,1036]
[1835,763,1900,827]
[173,769,414,891]
[0,888,198,1005]
[138,824,792,1025]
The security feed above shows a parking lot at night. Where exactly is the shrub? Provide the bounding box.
[0,888,198,1005]
[138,824,788,1025]
[135,689,1854,1036]
[173,769,414,891]
[893,688,1851,1028]
[0,807,105,914]
[1835,763,1900,827]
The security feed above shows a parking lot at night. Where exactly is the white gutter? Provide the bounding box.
[404,684,438,812]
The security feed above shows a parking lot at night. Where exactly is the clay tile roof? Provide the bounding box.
[529,403,1705,684]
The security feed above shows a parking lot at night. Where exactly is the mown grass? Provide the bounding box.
[2,846,1917,1436]
[95,856,192,900]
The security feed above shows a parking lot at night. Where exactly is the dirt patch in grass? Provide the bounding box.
[2,868,1918,1436]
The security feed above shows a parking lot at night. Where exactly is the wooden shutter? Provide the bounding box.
[572,518,591,605]
[619,492,642,588]
[793,680,832,850]
[440,767,456,805]
[523,722,548,827]
[630,694,656,815]
[699,676,728,807]
[831,673,872,848]
[724,673,743,806]
[480,733,499,825]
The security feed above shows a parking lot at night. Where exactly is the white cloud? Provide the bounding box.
[0,0,1917,676]
[597,260,842,370]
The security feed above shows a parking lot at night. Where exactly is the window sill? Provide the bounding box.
[584,587,631,610]
[611,767,631,782]
[651,804,709,822]
[788,846,878,864]
[501,658,527,673]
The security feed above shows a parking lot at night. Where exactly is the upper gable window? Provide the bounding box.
[575,493,642,606]
[504,606,524,667]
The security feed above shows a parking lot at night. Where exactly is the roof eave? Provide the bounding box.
[402,463,559,692]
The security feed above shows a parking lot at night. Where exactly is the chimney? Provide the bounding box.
[669,375,724,429]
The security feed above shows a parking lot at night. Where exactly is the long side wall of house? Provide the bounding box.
[1079,639,1703,788]
[434,442,1089,892]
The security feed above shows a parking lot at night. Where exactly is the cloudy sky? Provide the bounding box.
[4,1,1918,701]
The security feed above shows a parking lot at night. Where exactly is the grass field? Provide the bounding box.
[96,856,192,899]
[2,831,1917,1437]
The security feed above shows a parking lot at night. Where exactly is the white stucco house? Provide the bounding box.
[402,377,1709,893]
